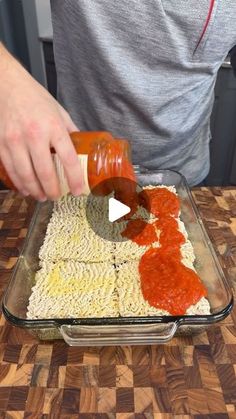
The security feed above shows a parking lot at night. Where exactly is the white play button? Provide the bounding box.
[86,177,151,241]
[108,197,131,222]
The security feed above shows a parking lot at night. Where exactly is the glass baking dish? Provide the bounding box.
[2,170,234,345]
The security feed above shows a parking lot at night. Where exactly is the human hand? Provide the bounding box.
[0,45,83,200]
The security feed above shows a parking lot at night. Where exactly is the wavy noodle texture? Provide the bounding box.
[39,217,114,263]
[27,261,118,319]
[112,220,152,262]
[39,198,114,263]
[116,261,170,316]
[116,261,210,317]
[27,185,211,319]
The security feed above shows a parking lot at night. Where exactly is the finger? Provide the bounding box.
[0,148,26,193]
[51,131,84,196]
[57,103,79,132]
[11,145,46,201]
[30,142,61,200]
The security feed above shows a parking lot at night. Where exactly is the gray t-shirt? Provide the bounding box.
[50,1,236,185]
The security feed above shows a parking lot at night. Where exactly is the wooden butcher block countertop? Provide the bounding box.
[0,187,235,418]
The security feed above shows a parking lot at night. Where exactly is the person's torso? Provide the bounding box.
[51,0,236,185]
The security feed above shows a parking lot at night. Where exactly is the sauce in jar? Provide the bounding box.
[0,131,136,197]
[55,131,136,197]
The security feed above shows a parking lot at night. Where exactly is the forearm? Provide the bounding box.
[0,42,18,76]
[0,42,30,91]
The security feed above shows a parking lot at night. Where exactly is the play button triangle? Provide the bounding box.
[108,197,131,222]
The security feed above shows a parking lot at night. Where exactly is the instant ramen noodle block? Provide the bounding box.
[112,220,152,263]
[53,194,88,217]
[116,261,211,317]
[53,193,108,219]
[39,212,114,263]
[30,185,210,320]
[116,261,170,316]
[27,260,118,319]
[113,239,152,263]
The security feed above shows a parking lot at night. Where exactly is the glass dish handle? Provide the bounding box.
[60,322,179,346]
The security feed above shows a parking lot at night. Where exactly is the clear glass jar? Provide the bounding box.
[54,131,136,196]
[0,131,136,197]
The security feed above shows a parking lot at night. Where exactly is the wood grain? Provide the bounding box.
[0,188,235,417]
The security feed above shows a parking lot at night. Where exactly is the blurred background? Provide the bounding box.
[0,0,236,186]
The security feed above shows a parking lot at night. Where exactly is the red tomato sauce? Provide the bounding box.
[139,248,207,315]
[155,216,185,249]
[121,219,157,245]
[123,187,207,315]
[139,187,180,218]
